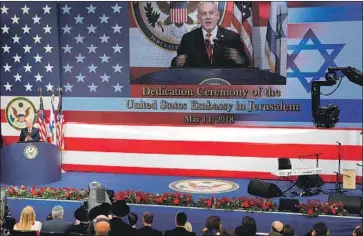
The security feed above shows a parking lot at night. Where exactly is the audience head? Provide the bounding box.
[142,212,154,226]
[242,216,257,236]
[175,212,187,227]
[18,206,36,230]
[354,226,363,236]
[272,221,284,233]
[128,212,138,227]
[185,221,193,232]
[206,215,222,231]
[51,205,64,219]
[93,215,111,236]
[283,224,294,236]
[197,1,220,32]
[311,222,328,236]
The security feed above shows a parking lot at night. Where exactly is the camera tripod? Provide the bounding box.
[328,141,349,194]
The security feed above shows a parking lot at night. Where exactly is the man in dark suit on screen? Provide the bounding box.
[172,1,250,68]
[19,117,40,142]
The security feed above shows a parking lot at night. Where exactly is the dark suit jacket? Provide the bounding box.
[164,227,196,236]
[41,219,72,233]
[136,226,163,236]
[68,223,89,236]
[109,218,135,236]
[173,26,250,68]
[19,127,41,142]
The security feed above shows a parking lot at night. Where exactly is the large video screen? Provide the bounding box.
[127,1,362,128]
[0,1,362,130]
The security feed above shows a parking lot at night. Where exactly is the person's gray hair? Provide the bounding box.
[52,205,64,219]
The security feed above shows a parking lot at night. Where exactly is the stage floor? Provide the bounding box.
[4,172,363,236]
[3,171,362,203]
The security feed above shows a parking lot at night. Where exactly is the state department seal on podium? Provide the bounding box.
[199,78,231,85]
[23,145,39,160]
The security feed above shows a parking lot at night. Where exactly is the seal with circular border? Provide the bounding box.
[199,78,231,85]
[23,145,39,160]
[169,179,239,194]
[5,97,37,131]
[131,1,227,51]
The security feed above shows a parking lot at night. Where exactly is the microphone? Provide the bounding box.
[204,38,210,46]
[336,141,341,145]
[212,37,219,48]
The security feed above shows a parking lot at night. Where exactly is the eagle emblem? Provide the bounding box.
[23,145,39,159]
[169,179,239,194]
[5,97,37,131]
[132,1,227,51]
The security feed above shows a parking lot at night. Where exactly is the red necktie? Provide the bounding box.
[205,33,212,61]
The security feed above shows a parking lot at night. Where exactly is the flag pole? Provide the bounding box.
[58,87,66,173]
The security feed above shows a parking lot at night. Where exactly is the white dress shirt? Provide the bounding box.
[202,27,218,45]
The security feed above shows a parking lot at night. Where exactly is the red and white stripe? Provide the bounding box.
[170,9,188,24]
[56,116,64,150]
[1,97,362,183]
[231,2,253,64]
[36,97,47,142]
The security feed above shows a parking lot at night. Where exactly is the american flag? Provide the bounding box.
[36,92,47,142]
[232,1,253,64]
[0,2,61,97]
[1,2,362,182]
[56,89,64,150]
[59,2,130,98]
[170,2,188,24]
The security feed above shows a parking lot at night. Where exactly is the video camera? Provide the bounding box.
[311,66,362,128]
[0,191,16,235]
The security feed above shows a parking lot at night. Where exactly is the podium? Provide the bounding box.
[1,142,61,185]
[131,68,286,85]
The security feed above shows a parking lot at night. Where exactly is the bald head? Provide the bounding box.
[272,221,283,233]
[94,215,111,236]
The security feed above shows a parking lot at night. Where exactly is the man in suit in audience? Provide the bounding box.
[41,205,72,233]
[271,221,283,234]
[19,118,41,142]
[68,206,89,236]
[109,200,135,236]
[164,212,196,236]
[173,1,250,68]
[354,226,363,236]
[136,212,163,236]
[128,212,138,233]
[94,215,111,236]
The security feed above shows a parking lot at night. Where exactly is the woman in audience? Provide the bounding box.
[13,206,42,234]
[202,216,234,236]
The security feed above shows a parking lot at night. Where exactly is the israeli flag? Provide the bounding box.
[49,96,57,145]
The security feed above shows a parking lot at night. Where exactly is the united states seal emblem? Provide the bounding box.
[23,145,39,160]
[5,97,37,131]
[169,179,239,194]
[131,1,227,51]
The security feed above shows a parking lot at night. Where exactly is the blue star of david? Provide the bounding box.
[287,29,345,92]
